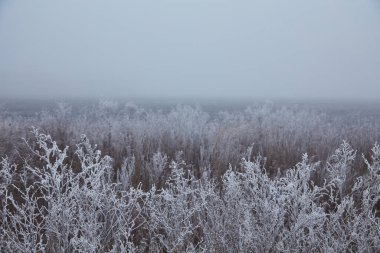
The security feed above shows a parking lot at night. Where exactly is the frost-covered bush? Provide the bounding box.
[144,162,213,252]
[198,155,324,252]
[1,122,380,252]
[0,129,146,253]
[197,145,380,252]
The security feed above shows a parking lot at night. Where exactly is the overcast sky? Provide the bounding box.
[0,0,379,100]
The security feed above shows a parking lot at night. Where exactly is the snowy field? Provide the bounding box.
[1,99,380,252]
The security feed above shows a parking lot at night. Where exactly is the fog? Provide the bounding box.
[0,0,379,100]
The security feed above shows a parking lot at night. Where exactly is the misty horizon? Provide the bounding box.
[1,0,380,100]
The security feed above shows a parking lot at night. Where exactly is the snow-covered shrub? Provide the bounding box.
[199,154,325,252]
[1,156,48,253]
[0,129,146,253]
[198,146,380,252]
[144,161,212,252]
[326,141,357,197]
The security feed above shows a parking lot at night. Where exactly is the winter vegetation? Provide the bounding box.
[1,100,380,252]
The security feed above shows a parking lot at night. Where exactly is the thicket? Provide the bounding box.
[1,100,380,252]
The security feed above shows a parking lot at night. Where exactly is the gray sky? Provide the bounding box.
[0,0,379,100]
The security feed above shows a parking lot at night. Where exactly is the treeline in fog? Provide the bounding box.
[1,100,380,252]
